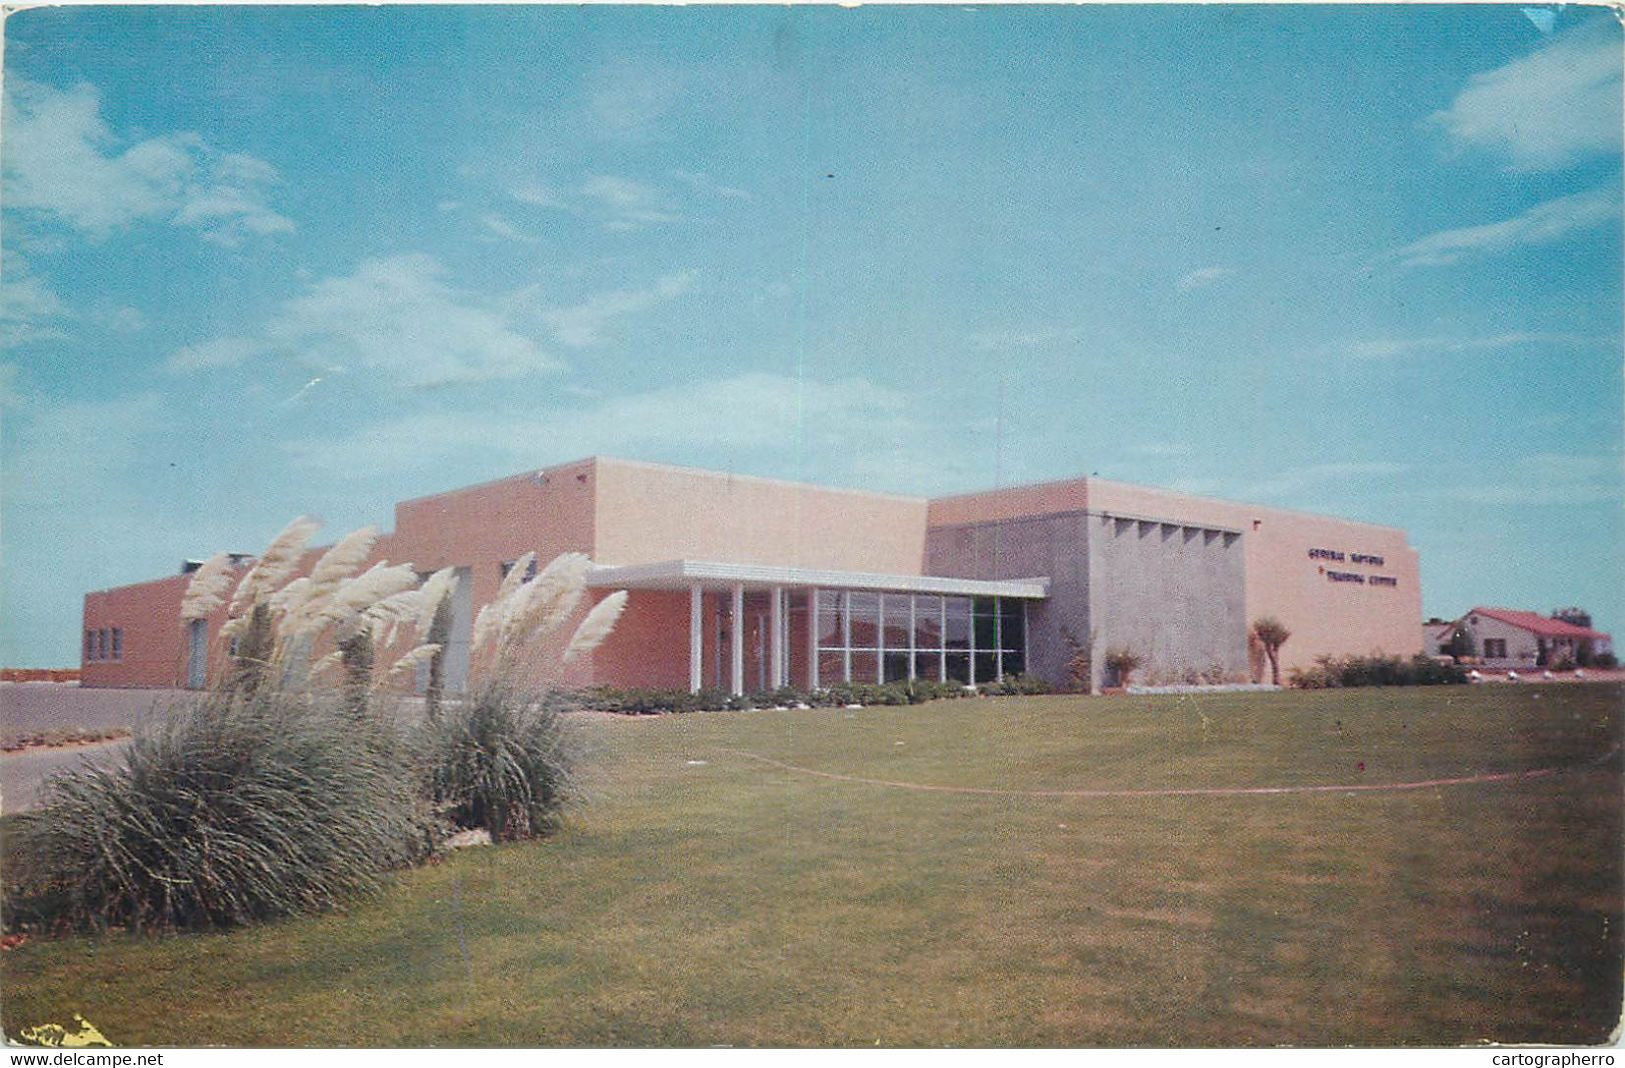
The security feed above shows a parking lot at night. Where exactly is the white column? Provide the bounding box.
[808,588,820,691]
[730,583,745,697]
[995,596,1003,681]
[841,591,852,684]
[908,595,918,680]
[875,595,885,684]
[770,585,785,689]
[689,583,703,694]
[968,599,977,687]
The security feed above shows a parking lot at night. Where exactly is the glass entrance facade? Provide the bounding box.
[811,590,1026,686]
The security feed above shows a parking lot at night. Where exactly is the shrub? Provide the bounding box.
[416,684,577,842]
[977,673,1053,696]
[1288,654,1467,689]
[3,688,435,933]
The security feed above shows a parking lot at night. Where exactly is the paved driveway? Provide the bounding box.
[1,683,185,814]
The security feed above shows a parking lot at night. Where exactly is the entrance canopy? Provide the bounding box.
[586,559,1048,599]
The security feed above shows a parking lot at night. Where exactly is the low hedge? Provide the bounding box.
[577,675,1051,715]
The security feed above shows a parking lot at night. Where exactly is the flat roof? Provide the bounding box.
[587,559,1049,599]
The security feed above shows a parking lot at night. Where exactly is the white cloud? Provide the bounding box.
[1343,331,1613,360]
[509,182,568,209]
[166,254,561,387]
[670,169,753,201]
[542,272,694,348]
[2,391,166,506]
[166,336,269,374]
[280,372,919,478]
[104,306,149,334]
[1237,462,1411,502]
[1175,266,1232,291]
[1171,462,1410,505]
[0,259,70,347]
[968,326,1086,350]
[1444,452,1623,506]
[1431,18,1622,171]
[584,61,688,141]
[579,175,681,229]
[479,214,535,243]
[2,78,293,243]
[1393,186,1619,268]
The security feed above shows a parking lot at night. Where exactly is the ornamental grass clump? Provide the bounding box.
[4,687,437,933]
[6,516,628,933]
[416,555,627,842]
[418,684,578,842]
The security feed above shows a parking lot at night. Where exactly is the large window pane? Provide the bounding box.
[849,593,879,649]
[816,590,842,647]
[913,595,943,649]
[1002,648,1026,677]
[1000,600,1025,650]
[913,648,944,682]
[883,652,910,683]
[850,651,879,684]
[882,595,910,648]
[974,612,998,651]
[818,651,845,685]
[945,653,971,684]
[975,652,998,685]
[944,597,971,650]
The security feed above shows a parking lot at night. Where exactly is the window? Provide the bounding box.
[111,628,123,660]
[1483,638,1508,659]
[85,629,96,661]
[499,557,540,584]
[813,591,1029,686]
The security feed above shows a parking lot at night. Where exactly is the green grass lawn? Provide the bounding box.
[3,684,1620,1047]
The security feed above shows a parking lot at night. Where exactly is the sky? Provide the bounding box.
[1,3,1621,666]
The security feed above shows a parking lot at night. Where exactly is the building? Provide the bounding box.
[1432,607,1614,669]
[80,456,1423,694]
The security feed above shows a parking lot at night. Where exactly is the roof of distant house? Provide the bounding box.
[1469,607,1612,642]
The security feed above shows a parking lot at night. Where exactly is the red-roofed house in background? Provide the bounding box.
[1443,607,1615,670]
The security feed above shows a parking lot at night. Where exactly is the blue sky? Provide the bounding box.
[2,4,1621,665]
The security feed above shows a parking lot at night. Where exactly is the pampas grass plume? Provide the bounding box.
[181,553,235,621]
[309,526,379,592]
[322,562,421,640]
[499,553,590,653]
[229,516,322,615]
[563,591,628,663]
[415,568,458,634]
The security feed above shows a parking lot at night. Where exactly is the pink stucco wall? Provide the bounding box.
[82,568,246,689]
[590,458,929,573]
[82,574,191,688]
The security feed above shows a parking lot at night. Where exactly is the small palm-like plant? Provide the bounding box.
[1104,646,1143,688]
[1251,616,1291,686]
